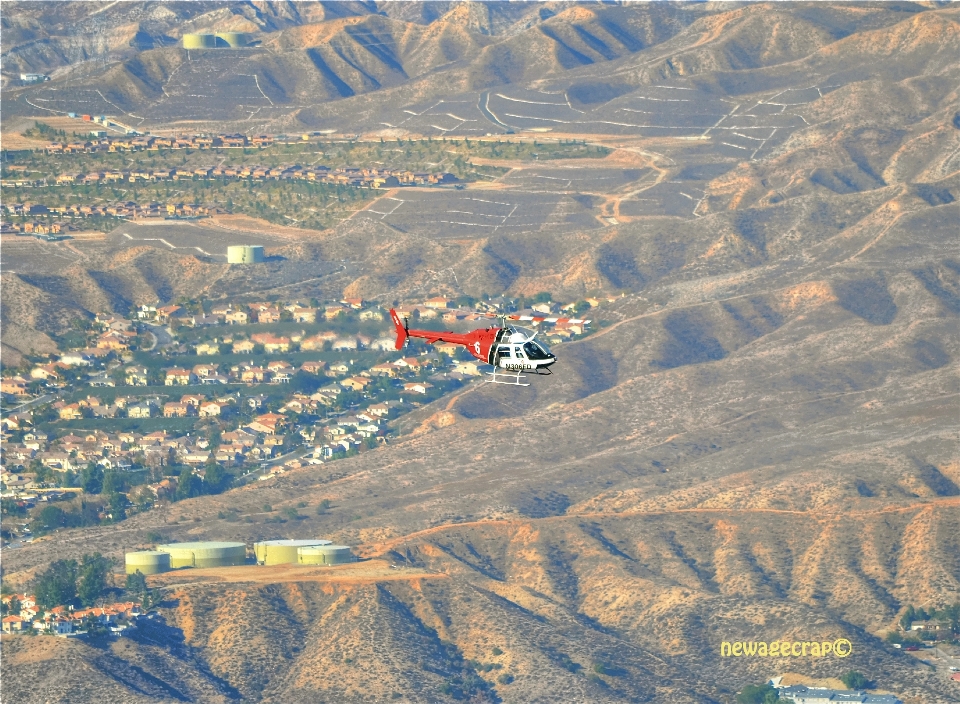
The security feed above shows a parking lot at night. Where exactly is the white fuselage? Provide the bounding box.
[494,332,555,372]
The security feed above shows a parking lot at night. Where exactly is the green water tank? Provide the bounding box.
[298,545,354,566]
[183,34,217,49]
[125,551,171,575]
[157,541,246,568]
[254,539,331,565]
[215,32,248,48]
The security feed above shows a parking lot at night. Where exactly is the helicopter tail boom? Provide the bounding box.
[390,308,409,350]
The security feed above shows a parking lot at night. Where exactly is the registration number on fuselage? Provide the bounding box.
[503,363,533,371]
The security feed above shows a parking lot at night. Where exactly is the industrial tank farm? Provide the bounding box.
[156,541,246,568]
[124,540,354,572]
[254,539,331,565]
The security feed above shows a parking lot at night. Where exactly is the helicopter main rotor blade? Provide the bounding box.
[479,312,591,325]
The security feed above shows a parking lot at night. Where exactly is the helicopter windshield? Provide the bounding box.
[506,325,535,340]
[523,341,552,360]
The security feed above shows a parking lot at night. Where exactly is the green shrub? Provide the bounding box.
[840,671,870,689]
[737,684,779,704]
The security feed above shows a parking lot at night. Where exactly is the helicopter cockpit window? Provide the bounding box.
[497,346,512,358]
[523,341,552,360]
[514,346,524,358]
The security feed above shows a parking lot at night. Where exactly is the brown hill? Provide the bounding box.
[4,163,957,700]
[2,3,958,702]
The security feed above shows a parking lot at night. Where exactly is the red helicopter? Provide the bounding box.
[389,308,590,386]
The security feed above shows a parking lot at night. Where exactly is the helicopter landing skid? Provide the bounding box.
[486,368,530,387]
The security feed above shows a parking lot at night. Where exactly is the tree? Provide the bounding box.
[131,485,156,510]
[291,370,321,395]
[737,684,779,704]
[102,470,124,495]
[900,605,916,630]
[125,570,147,598]
[942,602,960,634]
[34,559,78,609]
[30,504,67,534]
[2,497,28,518]
[174,465,201,501]
[107,491,127,521]
[202,461,230,495]
[840,671,870,690]
[81,461,103,494]
[77,553,111,607]
[1,597,21,616]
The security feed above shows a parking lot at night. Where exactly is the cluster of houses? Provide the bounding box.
[1,295,599,399]
[139,298,384,328]
[1,593,141,637]
[2,162,457,194]
[39,129,295,154]
[1,201,217,227]
[1,385,410,493]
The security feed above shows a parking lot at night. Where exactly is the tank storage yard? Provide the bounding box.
[126,539,355,574]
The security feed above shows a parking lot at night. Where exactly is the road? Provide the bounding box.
[140,322,174,350]
[234,445,315,486]
[3,393,54,416]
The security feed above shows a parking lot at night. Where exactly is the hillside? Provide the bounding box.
[2,2,959,702]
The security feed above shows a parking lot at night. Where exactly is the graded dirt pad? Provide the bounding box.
[105,221,290,260]
[204,214,328,241]
[0,131,49,150]
[351,188,603,239]
[149,559,445,588]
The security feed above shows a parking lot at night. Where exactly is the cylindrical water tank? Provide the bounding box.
[157,542,246,568]
[215,32,247,47]
[125,551,171,575]
[183,34,216,49]
[227,245,265,264]
[298,545,354,565]
[254,539,331,565]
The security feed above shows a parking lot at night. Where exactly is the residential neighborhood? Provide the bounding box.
[2,592,142,638]
[1,294,599,537]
